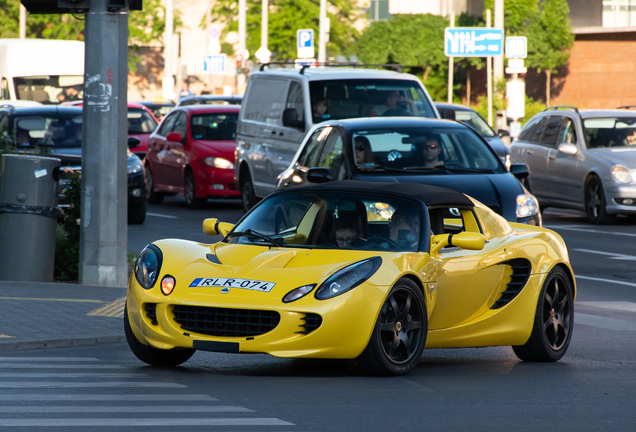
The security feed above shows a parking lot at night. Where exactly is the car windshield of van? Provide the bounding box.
[309,79,436,123]
[128,108,158,134]
[13,115,83,148]
[454,110,495,137]
[228,191,421,252]
[191,112,238,140]
[351,127,504,174]
[583,117,636,148]
[13,76,84,105]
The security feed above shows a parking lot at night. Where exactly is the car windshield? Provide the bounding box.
[351,127,504,173]
[128,108,158,134]
[454,110,495,137]
[309,79,436,123]
[191,112,238,140]
[13,115,83,148]
[229,192,421,252]
[13,75,84,105]
[583,117,636,148]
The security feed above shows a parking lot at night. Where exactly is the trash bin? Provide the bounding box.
[0,154,62,282]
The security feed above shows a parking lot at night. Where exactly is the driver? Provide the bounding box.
[371,90,416,117]
[388,205,420,250]
[416,134,444,169]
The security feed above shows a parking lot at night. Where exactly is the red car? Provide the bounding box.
[145,105,241,208]
[61,101,158,159]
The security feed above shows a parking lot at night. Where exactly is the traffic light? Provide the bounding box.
[235,53,243,69]
[20,0,142,14]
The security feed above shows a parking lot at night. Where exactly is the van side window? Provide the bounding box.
[242,78,288,125]
[285,82,305,124]
[0,114,8,141]
[0,78,9,100]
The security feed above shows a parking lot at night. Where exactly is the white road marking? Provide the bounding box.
[0,364,124,369]
[573,248,636,260]
[0,381,187,388]
[0,373,146,378]
[0,406,253,413]
[575,275,636,288]
[0,357,99,361]
[0,394,218,401]
[146,212,178,219]
[545,225,636,237]
[575,313,636,331]
[577,301,636,313]
[0,418,294,427]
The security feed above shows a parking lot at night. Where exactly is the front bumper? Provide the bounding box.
[128,170,146,206]
[605,183,636,215]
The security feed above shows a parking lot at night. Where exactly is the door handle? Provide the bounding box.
[279,132,284,136]
[271,130,276,135]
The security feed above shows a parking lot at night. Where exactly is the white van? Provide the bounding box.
[0,38,84,104]
[235,66,440,211]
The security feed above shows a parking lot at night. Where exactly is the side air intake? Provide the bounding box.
[491,259,532,309]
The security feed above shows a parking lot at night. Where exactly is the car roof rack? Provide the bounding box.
[258,62,404,74]
[617,105,636,110]
[542,105,580,114]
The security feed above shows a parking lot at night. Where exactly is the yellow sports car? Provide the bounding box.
[125,181,575,375]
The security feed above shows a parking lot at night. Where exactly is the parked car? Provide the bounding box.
[145,105,241,208]
[276,117,540,226]
[134,98,176,122]
[510,106,636,224]
[0,104,146,224]
[125,180,575,375]
[177,95,243,107]
[235,66,440,211]
[434,102,511,168]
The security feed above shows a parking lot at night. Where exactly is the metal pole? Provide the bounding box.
[79,0,128,287]
[447,9,454,103]
[164,0,174,99]
[318,0,327,63]
[487,10,493,127]
[261,0,268,51]
[237,0,246,93]
[19,5,26,39]
[493,0,504,83]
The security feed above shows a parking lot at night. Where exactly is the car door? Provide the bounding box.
[148,110,178,188]
[287,127,328,187]
[162,111,188,190]
[546,116,586,206]
[276,80,309,178]
[533,115,565,201]
[512,115,553,197]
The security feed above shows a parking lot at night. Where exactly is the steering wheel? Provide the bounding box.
[383,107,413,117]
[364,236,397,249]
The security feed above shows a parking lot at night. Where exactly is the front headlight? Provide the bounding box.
[203,157,234,169]
[516,193,540,218]
[134,244,163,289]
[612,165,636,184]
[315,257,382,300]
[127,154,144,175]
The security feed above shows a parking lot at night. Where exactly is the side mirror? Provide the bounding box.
[128,136,141,149]
[306,167,331,184]
[282,108,305,130]
[202,218,234,237]
[498,129,510,137]
[429,232,485,256]
[509,163,529,180]
[557,143,578,155]
[166,132,182,143]
[440,109,456,120]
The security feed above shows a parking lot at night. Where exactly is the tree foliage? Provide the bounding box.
[208,0,361,62]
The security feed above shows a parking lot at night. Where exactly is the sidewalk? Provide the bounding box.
[0,280,127,350]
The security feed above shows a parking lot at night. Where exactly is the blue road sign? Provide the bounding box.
[297,29,314,48]
[203,54,227,74]
[445,27,504,57]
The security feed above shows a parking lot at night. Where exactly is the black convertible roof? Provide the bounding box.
[276,181,474,208]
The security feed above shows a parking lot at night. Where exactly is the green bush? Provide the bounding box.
[54,169,81,282]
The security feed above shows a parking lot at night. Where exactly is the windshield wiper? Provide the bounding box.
[442,167,497,173]
[382,165,452,174]
[226,229,283,247]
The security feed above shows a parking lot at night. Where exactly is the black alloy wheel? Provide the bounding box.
[357,278,427,376]
[241,170,258,213]
[585,177,615,224]
[145,164,164,204]
[184,170,206,209]
[513,266,574,362]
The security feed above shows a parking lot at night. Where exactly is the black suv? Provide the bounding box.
[0,105,147,224]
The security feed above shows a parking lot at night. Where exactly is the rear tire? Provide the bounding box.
[145,164,164,204]
[357,278,427,376]
[512,267,574,362]
[241,170,258,213]
[184,170,206,209]
[585,177,615,224]
[124,302,195,366]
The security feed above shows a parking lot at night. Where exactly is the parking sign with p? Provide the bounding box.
[297,29,315,59]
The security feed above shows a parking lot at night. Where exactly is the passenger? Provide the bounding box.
[388,205,420,250]
[312,97,329,122]
[332,213,364,248]
[417,134,444,169]
[354,136,374,169]
[371,90,416,116]
[15,128,30,146]
[622,129,636,146]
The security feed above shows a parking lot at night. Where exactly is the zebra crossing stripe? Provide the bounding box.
[0,418,294,426]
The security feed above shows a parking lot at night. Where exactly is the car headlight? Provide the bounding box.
[516,193,540,218]
[612,165,636,184]
[127,153,144,175]
[315,257,382,300]
[134,244,163,289]
[203,157,234,169]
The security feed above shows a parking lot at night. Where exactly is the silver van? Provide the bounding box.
[235,67,439,211]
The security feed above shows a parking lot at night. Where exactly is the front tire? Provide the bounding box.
[513,267,574,362]
[585,177,615,224]
[145,164,164,204]
[357,278,427,376]
[124,302,195,366]
[241,170,258,213]
[184,170,206,209]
